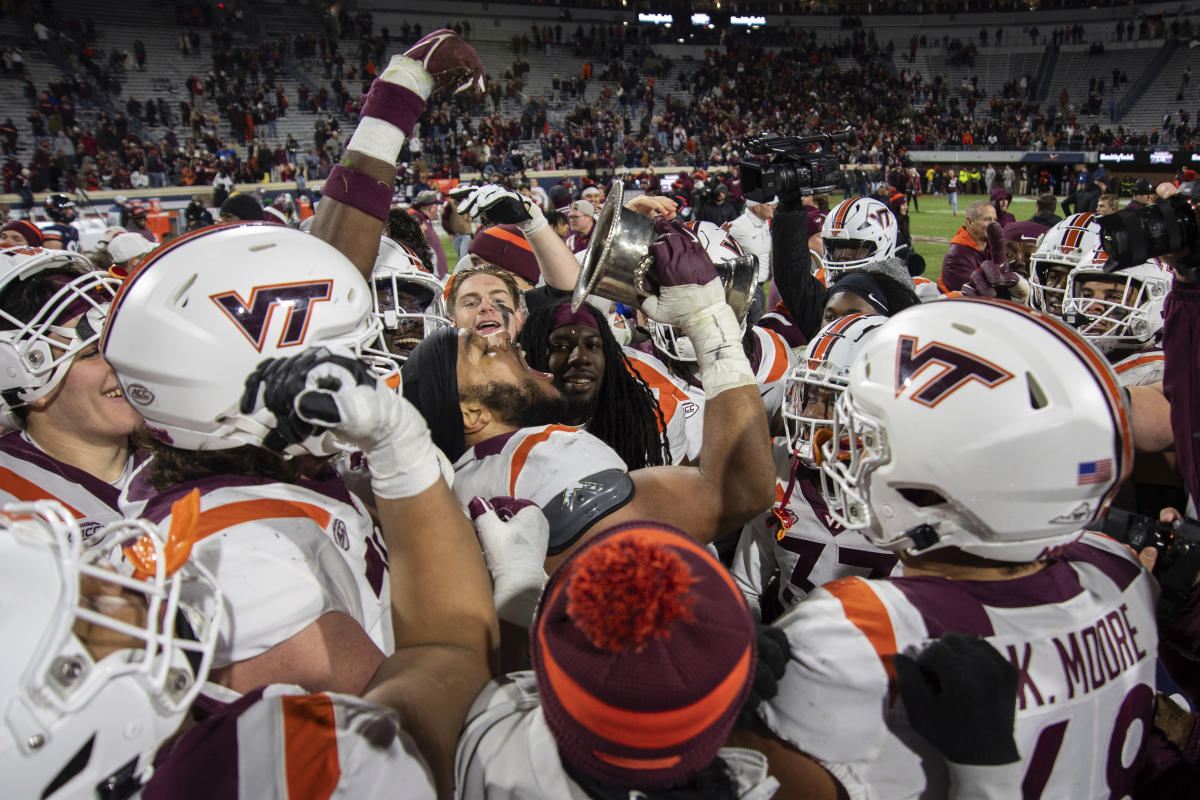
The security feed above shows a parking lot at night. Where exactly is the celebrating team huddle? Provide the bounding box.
[6,27,1200,800]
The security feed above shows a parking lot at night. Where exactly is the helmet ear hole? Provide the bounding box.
[1026,372,1049,410]
[896,487,948,508]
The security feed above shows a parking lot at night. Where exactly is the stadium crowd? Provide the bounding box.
[4,0,1200,201]
[12,16,1200,800]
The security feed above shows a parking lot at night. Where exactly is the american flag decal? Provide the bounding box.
[1077,459,1113,485]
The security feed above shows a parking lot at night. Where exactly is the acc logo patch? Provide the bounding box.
[332,518,349,550]
[125,383,155,405]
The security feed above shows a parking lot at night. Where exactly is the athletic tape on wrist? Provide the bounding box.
[359,80,427,136]
[321,164,394,222]
[517,204,547,237]
[686,303,756,399]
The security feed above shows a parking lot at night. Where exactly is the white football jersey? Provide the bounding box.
[752,325,798,421]
[0,430,131,541]
[130,472,393,666]
[622,346,699,465]
[675,327,795,464]
[455,671,780,800]
[732,440,900,620]
[144,684,434,799]
[452,424,627,509]
[761,534,1157,800]
[1112,348,1164,387]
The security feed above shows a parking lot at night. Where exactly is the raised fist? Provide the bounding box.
[961,222,1026,303]
[401,29,485,94]
[639,217,726,327]
[455,184,532,225]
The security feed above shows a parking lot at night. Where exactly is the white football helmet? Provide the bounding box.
[101,223,396,455]
[820,198,898,280]
[1028,212,1102,317]
[370,237,451,362]
[0,246,122,427]
[1061,250,1170,356]
[0,499,221,799]
[649,220,754,362]
[817,298,1131,562]
[783,313,888,467]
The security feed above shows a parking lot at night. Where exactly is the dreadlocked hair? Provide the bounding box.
[385,208,435,271]
[518,301,671,469]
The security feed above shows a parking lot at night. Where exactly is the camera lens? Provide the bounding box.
[1099,195,1200,269]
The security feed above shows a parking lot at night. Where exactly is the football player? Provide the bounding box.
[0,246,138,528]
[1062,249,1171,386]
[1028,212,1103,318]
[402,218,775,572]
[40,193,81,252]
[734,299,1158,799]
[517,299,673,470]
[638,220,794,461]
[821,196,940,300]
[100,28,496,797]
[733,313,901,622]
[370,236,451,362]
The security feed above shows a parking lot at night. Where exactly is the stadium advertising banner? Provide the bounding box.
[1097,150,1200,167]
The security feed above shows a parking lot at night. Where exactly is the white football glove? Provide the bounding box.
[468,496,549,628]
[241,346,447,499]
[455,184,546,236]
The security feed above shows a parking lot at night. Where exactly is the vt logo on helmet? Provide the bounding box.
[100,223,394,456]
[211,280,334,351]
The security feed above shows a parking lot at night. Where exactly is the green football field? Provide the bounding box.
[440,192,1010,283]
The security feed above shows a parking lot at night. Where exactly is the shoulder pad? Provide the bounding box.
[541,468,635,555]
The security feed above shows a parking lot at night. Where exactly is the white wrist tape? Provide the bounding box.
[347,116,408,165]
[379,55,434,97]
[347,56,434,165]
[683,302,756,400]
[517,202,547,237]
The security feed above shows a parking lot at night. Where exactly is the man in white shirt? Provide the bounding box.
[727,195,777,283]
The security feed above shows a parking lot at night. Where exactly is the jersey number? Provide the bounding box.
[778,537,898,602]
[1020,682,1153,799]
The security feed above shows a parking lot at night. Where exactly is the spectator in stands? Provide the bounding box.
[412,190,448,278]
[939,199,998,292]
[1029,193,1062,226]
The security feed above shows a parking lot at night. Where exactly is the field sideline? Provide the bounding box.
[438,193,1033,283]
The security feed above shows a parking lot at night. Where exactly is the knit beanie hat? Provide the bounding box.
[532,522,756,789]
[468,224,540,285]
